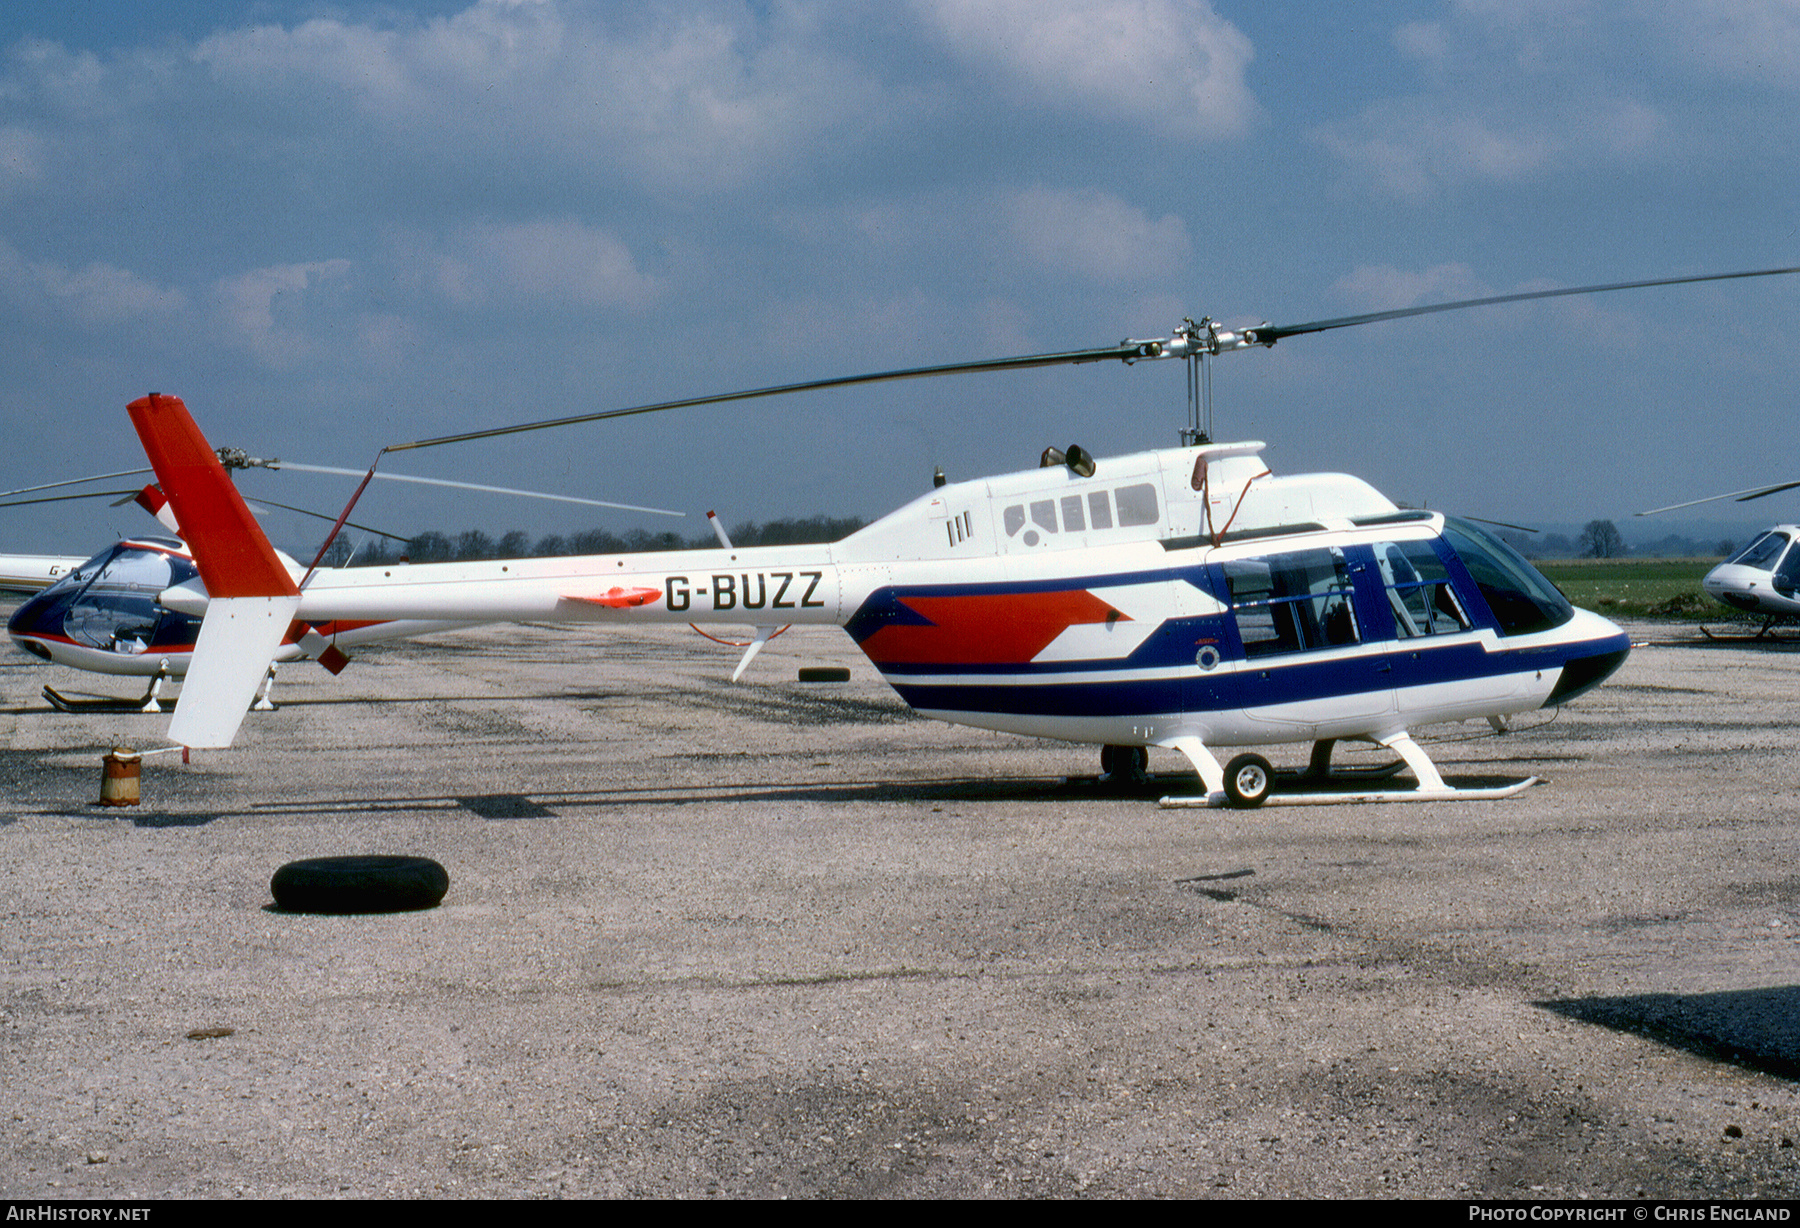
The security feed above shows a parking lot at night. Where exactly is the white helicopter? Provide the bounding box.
[1,553,88,593]
[5,465,683,711]
[1639,481,1800,639]
[127,268,1796,807]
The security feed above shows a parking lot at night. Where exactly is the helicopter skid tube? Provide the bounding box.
[1158,777,1539,809]
[1166,777,1533,806]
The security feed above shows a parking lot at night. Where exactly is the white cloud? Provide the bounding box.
[1316,93,1663,199]
[915,0,1257,138]
[451,218,662,310]
[1331,263,1487,312]
[0,125,43,196]
[1314,4,1680,198]
[211,260,353,368]
[190,0,887,193]
[1662,0,1800,90]
[1007,186,1190,281]
[0,239,186,326]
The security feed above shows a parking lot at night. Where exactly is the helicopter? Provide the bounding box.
[5,467,681,711]
[1638,482,1800,639]
[5,532,485,712]
[1,553,89,593]
[123,268,1797,807]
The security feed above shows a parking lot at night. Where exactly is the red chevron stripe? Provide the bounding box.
[859,590,1125,666]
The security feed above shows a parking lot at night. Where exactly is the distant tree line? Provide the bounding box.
[317,514,868,568]
[1499,518,1736,560]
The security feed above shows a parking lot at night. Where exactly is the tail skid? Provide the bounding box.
[126,394,300,748]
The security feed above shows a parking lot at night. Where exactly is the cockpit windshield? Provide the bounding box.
[1441,517,1574,637]
[1725,530,1791,572]
[60,545,177,652]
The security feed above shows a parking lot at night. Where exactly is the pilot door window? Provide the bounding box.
[1001,483,1156,546]
[1223,547,1360,658]
[63,548,172,652]
[1374,540,1470,637]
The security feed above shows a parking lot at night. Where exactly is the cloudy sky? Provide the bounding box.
[3,0,1798,555]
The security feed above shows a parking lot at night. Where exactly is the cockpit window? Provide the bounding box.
[1375,540,1470,637]
[62,547,174,652]
[1224,547,1360,657]
[1441,517,1574,637]
[1727,531,1790,571]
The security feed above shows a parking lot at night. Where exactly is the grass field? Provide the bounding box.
[1535,558,1722,619]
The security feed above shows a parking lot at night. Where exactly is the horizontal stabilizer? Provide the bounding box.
[168,595,301,748]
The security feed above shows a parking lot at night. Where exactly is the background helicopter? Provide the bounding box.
[124,269,1793,806]
[1,554,88,593]
[4,459,686,711]
[1639,482,1800,639]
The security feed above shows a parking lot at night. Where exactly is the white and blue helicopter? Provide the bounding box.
[126,268,1797,807]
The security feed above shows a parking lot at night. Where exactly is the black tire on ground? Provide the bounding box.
[1222,753,1274,809]
[270,856,449,914]
[797,666,851,682]
[1099,744,1149,781]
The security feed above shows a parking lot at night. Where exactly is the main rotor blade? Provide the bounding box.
[259,461,685,518]
[240,496,413,542]
[384,343,1155,453]
[1254,266,1800,343]
[1638,478,1800,516]
[0,489,140,509]
[0,467,153,499]
[374,263,1800,456]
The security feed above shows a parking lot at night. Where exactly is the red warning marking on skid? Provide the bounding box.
[860,590,1127,666]
[568,586,663,609]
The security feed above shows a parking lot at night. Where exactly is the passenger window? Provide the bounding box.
[1088,491,1113,530]
[1061,495,1085,532]
[1376,541,1469,637]
[1224,548,1359,657]
[1115,483,1158,527]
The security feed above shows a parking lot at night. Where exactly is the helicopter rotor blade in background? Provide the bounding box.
[240,496,413,542]
[262,461,685,519]
[1638,478,1800,516]
[0,468,153,500]
[0,489,141,510]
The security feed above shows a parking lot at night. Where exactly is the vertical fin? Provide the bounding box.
[126,394,298,600]
[126,394,301,747]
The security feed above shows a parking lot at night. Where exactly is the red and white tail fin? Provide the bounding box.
[126,394,301,749]
[133,484,182,535]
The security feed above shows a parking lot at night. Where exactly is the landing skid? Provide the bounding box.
[41,662,279,715]
[1155,732,1538,809]
[1160,777,1539,808]
[1700,619,1800,642]
[43,671,173,713]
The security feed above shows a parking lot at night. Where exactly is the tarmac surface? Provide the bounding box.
[3,610,1799,1199]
